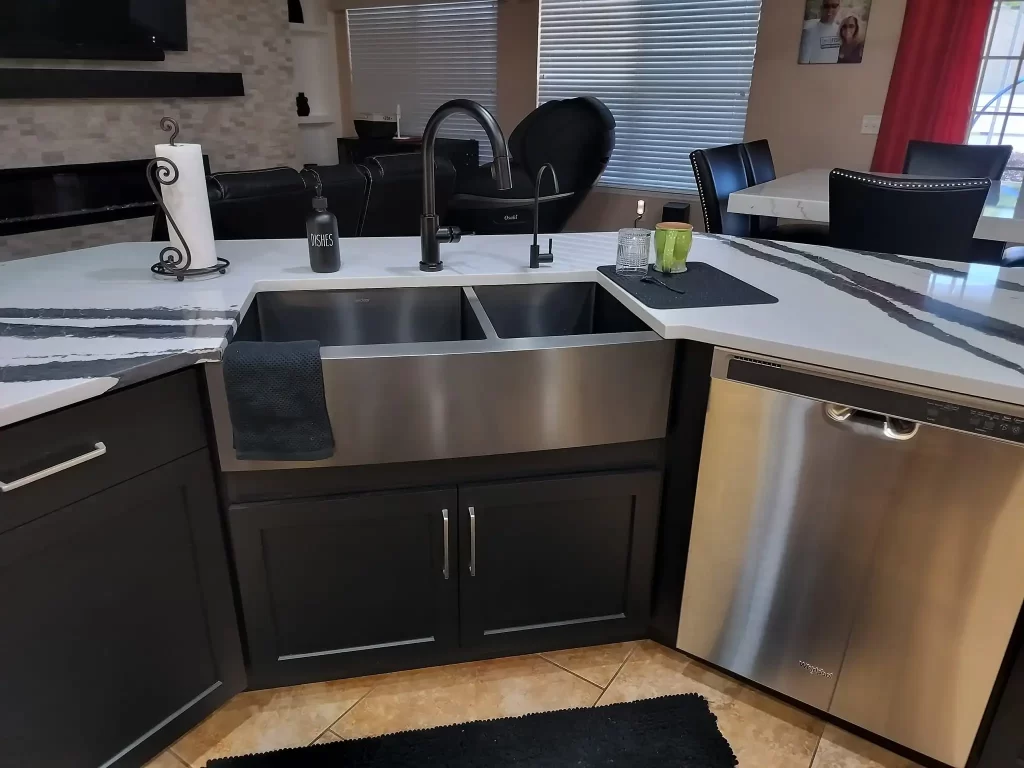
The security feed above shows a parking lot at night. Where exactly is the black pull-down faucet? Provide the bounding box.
[420,100,513,272]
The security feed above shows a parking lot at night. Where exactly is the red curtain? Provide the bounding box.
[871,0,993,173]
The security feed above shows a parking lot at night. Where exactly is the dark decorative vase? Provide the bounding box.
[296,92,311,117]
[288,0,304,23]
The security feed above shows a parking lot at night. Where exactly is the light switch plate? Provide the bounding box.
[861,115,882,135]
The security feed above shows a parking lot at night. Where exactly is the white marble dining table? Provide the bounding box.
[727,168,1024,244]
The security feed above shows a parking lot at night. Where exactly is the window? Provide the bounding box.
[347,0,498,159]
[970,0,1024,180]
[538,0,762,193]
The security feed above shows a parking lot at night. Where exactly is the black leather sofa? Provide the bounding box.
[152,156,456,241]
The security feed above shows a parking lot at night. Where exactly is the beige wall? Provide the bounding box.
[745,0,908,175]
[571,0,909,231]
[332,0,538,136]
[565,191,703,233]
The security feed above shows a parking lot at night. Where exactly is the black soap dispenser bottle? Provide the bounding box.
[306,174,341,273]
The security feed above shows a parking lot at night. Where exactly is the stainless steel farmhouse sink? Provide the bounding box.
[471,283,649,339]
[244,287,487,345]
[206,283,674,470]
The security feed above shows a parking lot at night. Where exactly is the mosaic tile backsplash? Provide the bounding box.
[0,0,299,261]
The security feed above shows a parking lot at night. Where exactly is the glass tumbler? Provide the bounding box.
[616,228,651,277]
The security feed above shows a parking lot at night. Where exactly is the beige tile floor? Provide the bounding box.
[145,640,923,768]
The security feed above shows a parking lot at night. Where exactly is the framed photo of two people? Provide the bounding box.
[799,0,872,65]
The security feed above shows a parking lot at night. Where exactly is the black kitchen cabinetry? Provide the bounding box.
[230,469,662,687]
[977,632,1024,767]
[0,451,244,768]
[459,472,661,653]
[231,489,460,689]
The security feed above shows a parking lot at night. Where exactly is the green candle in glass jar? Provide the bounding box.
[654,222,693,274]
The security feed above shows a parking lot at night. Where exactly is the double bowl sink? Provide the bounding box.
[206,282,675,470]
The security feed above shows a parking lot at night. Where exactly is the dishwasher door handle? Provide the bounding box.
[824,403,920,441]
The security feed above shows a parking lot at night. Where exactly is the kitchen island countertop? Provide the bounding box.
[2,231,1024,428]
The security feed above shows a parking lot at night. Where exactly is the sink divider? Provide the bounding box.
[462,287,500,341]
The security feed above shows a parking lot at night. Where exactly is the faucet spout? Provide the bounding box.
[421,99,512,272]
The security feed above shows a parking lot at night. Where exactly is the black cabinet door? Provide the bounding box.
[231,488,459,687]
[459,471,661,652]
[977,635,1024,768]
[0,451,244,768]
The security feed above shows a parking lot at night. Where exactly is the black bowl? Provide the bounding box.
[354,119,398,140]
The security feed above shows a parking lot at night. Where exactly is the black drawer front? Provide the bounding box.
[0,370,207,533]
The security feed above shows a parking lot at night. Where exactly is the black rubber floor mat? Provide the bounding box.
[208,693,737,768]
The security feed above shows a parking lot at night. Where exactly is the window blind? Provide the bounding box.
[347,0,499,160]
[538,0,762,192]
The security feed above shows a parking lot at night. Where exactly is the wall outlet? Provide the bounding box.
[861,115,882,135]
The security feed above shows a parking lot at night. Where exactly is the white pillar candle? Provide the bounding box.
[155,142,217,270]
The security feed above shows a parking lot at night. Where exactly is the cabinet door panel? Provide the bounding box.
[231,488,458,684]
[460,471,661,651]
[0,452,243,768]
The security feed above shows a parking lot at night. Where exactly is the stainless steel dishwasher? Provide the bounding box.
[677,348,1024,768]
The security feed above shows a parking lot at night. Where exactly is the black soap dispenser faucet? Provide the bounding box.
[306,169,341,273]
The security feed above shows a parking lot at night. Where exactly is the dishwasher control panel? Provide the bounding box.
[726,356,1024,445]
[924,401,1024,443]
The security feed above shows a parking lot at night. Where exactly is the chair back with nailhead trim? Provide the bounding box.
[829,169,992,263]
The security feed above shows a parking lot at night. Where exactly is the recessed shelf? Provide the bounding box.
[289,23,329,36]
[298,114,335,126]
[0,69,244,100]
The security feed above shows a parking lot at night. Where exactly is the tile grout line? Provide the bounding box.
[167,742,192,767]
[805,728,824,768]
[312,683,379,745]
[592,643,640,707]
[158,750,190,768]
[535,652,611,692]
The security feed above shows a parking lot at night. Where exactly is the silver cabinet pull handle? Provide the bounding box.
[442,508,450,580]
[0,442,107,493]
[469,506,477,576]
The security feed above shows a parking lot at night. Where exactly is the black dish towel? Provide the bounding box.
[221,340,335,462]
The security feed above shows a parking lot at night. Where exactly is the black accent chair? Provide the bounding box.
[829,169,992,262]
[691,140,828,244]
[903,140,1012,180]
[447,96,615,235]
[358,154,456,237]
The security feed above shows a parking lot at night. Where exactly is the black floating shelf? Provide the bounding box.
[0,68,245,100]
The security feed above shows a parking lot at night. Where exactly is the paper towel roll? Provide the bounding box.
[155,142,217,270]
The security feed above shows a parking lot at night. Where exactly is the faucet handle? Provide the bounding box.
[530,238,554,268]
[436,226,462,245]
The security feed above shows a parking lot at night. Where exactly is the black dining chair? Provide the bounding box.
[829,169,992,262]
[903,140,1012,263]
[691,143,757,237]
[903,140,1012,181]
[691,141,829,244]
[743,138,777,186]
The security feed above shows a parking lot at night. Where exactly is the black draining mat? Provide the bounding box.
[598,263,778,310]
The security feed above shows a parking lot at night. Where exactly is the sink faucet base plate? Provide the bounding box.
[419,261,444,272]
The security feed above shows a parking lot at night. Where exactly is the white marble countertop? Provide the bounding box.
[3,231,1024,428]
[728,168,1024,244]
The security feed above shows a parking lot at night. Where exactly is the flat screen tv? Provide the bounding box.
[0,1,188,61]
